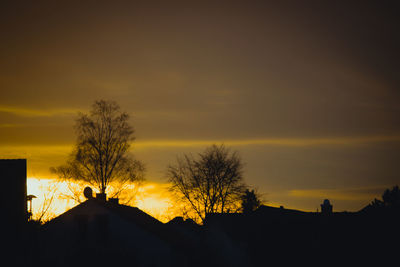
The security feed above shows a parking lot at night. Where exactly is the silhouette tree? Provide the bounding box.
[382,185,400,208]
[366,185,400,211]
[32,181,60,224]
[241,189,261,214]
[368,198,384,209]
[167,144,246,223]
[51,100,144,196]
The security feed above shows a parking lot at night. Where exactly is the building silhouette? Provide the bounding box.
[1,159,27,232]
[0,159,29,264]
[39,190,200,267]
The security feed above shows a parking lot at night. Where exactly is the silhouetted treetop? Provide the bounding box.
[382,185,400,208]
[365,185,400,212]
[51,100,145,196]
[167,144,246,223]
[241,189,261,214]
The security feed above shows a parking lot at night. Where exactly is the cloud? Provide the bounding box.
[0,144,73,178]
[288,186,386,201]
[0,123,24,128]
[0,105,80,117]
[133,135,400,148]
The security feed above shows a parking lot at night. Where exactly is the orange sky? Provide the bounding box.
[1,1,399,219]
[26,177,176,222]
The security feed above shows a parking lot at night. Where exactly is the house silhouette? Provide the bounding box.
[204,203,400,266]
[4,158,397,266]
[39,192,200,267]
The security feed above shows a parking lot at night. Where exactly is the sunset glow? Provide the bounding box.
[27,177,175,222]
[2,1,399,222]
[2,2,398,265]
[134,135,400,148]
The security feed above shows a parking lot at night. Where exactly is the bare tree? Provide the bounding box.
[167,144,246,223]
[33,181,59,224]
[51,100,145,197]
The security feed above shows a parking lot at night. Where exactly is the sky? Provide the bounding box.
[1,1,399,217]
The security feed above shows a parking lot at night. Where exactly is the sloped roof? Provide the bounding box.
[43,198,198,250]
[103,201,164,229]
[45,198,161,224]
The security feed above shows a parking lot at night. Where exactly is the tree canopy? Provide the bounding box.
[167,144,246,223]
[365,185,400,212]
[241,189,262,214]
[51,100,144,196]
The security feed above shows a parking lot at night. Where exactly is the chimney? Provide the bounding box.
[108,198,119,205]
[321,199,333,214]
[96,193,107,202]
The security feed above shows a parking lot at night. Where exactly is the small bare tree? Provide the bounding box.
[167,144,246,223]
[51,100,145,197]
[33,181,60,224]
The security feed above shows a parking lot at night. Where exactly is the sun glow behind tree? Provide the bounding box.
[27,177,176,223]
[51,100,145,196]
